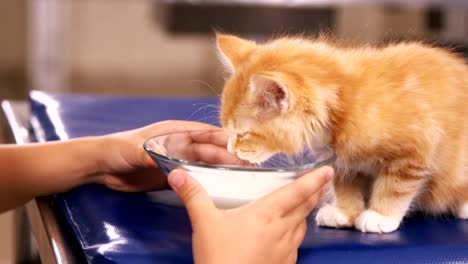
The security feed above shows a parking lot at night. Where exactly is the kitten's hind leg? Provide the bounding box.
[316,173,366,228]
[456,203,468,219]
[355,161,428,233]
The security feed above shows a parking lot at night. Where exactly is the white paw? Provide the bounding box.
[355,210,401,233]
[457,203,468,219]
[316,204,353,228]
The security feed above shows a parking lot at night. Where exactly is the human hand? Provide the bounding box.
[168,166,334,264]
[0,120,243,212]
[96,120,242,192]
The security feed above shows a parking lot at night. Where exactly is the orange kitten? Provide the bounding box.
[217,33,468,233]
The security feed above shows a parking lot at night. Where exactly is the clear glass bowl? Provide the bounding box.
[143,129,336,208]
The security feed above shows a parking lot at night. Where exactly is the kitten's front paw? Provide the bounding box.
[316,204,353,228]
[456,203,468,219]
[355,210,401,233]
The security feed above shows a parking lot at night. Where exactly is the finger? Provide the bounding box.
[255,166,333,215]
[292,220,308,248]
[286,251,299,264]
[168,169,216,222]
[111,134,158,169]
[104,168,169,192]
[284,186,324,226]
[282,221,306,264]
[190,143,246,165]
[142,149,159,168]
[189,130,229,147]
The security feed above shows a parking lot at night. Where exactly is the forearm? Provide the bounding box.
[0,137,106,212]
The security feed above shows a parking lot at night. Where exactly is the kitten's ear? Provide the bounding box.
[216,33,256,73]
[250,74,289,117]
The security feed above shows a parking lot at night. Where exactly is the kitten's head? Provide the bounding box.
[217,33,339,163]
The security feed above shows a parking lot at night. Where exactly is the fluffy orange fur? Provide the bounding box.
[217,33,468,233]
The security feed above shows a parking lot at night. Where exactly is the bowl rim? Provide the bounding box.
[143,130,336,172]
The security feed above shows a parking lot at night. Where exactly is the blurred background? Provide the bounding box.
[0,0,467,263]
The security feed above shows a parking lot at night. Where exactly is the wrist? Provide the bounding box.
[74,136,110,185]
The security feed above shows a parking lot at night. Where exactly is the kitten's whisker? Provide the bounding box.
[205,110,221,116]
[191,115,222,123]
[186,104,220,121]
[188,80,221,96]
[192,103,221,111]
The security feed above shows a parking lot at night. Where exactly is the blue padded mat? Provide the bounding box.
[29,91,468,264]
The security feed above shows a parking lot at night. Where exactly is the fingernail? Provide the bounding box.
[169,171,186,189]
[325,167,334,181]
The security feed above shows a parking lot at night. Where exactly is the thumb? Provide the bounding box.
[168,169,216,221]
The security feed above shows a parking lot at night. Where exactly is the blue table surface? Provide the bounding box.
[29,91,468,264]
